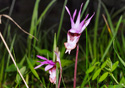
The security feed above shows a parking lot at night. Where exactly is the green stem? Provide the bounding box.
[110,73,119,84]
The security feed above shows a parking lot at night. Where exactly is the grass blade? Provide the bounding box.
[57,0,67,43]
[80,0,90,19]
[93,0,101,59]
[101,16,122,61]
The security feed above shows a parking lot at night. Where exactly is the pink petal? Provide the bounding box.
[54,51,62,70]
[54,52,60,63]
[34,64,43,69]
[75,3,83,25]
[73,9,77,20]
[45,64,54,71]
[80,14,89,26]
[34,61,49,69]
[47,60,55,65]
[65,6,75,28]
[80,12,95,33]
[37,55,48,60]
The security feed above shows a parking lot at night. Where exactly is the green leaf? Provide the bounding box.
[99,72,108,83]
[86,66,95,74]
[29,0,40,38]
[16,66,26,84]
[101,60,107,69]
[80,0,90,19]
[106,58,112,69]
[111,61,119,72]
[37,0,56,25]
[34,46,53,58]
[53,33,56,62]
[27,58,40,80]
[120,77,125,85]
[61,59,73,67]
[92,69,101,80]
[5,64,21,72]
[108,84,123,88]
[57,0,67,43]
[115,49,125,67]
[101,15,123,61]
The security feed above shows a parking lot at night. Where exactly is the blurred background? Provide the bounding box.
[0,0,125,87]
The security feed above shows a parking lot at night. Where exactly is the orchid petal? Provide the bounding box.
[34,64,43,69]
[34,61,45,69]
[37,55,48,60]
[54,52,60,63]
[73,9,77,21]
[49,67,56,84]
[80,14,89,26]
[47,60,55,65]
[80,12,95,33]
[45,64,54,71]
[54,51,62,70]
[75,3,83,25]
[65,49,71,54]
[65,6,74,28]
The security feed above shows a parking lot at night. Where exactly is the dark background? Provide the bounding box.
[0,0,124,31]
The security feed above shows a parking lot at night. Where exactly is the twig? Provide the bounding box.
[0,14,38,41]
[0,32,29,88]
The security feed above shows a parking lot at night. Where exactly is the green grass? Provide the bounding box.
[0,0,125,88]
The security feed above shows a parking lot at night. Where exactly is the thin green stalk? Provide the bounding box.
[0,7,9,13]
[80,0,90,19]
[0,32,29,88]
[86,29,88,69]
[101,16,122,61]
[101,1,115,35]
[53,33,57,62]
[109,73,119,84]
[93,0,101,59]
[36,0,56,26]
[57,0,67,43]
[0,51,6,87]
[4,35,16,81]
[4,0,16,36]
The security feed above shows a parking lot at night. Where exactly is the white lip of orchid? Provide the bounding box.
[49,67,56,84]
[64,42,76,54]
[64,31,81,54]
[65,49,71,54]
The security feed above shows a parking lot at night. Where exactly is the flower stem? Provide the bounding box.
[58,67,62,88]
[74,45,79,88]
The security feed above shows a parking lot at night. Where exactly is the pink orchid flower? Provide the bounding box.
[64,3,95,54]
[34,52,61,84]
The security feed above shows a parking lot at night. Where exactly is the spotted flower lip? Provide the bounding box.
[34,52,61,84]
[64,3,95,54]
